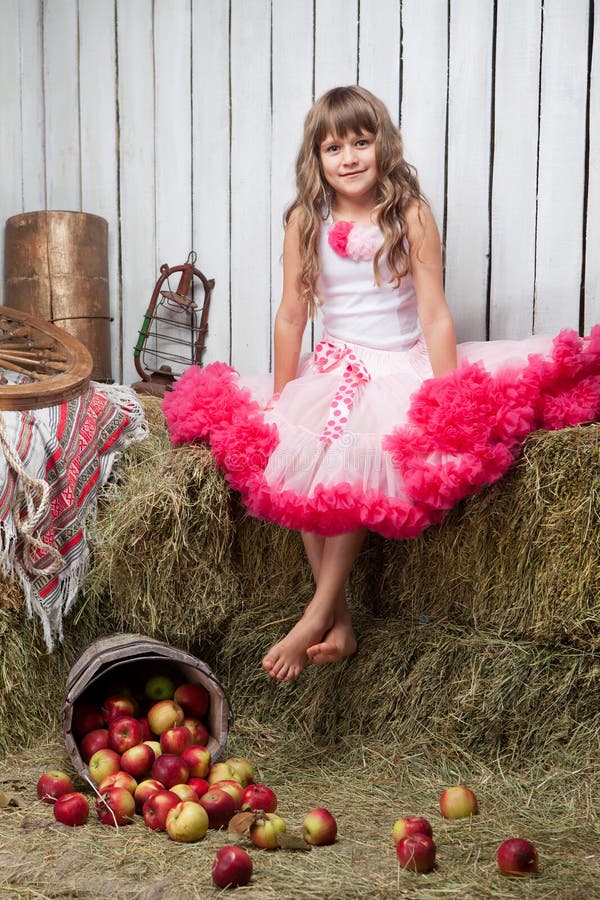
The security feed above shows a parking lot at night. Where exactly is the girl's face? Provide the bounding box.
[319,130,378,207]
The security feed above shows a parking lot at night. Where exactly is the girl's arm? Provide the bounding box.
[272,210,309,396]
[407,201,457,377]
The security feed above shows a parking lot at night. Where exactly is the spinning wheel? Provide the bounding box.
[0,306,93,410]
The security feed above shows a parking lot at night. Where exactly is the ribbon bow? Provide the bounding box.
[313,340,371,445]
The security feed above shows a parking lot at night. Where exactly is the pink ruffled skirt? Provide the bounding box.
[163,328,600,539]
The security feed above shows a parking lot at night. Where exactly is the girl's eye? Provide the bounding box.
[356,139,369,147]
[326,144,340,153]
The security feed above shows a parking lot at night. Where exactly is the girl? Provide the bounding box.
[164,85,600,683]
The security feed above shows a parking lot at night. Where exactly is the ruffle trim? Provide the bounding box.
[163,328,600,538]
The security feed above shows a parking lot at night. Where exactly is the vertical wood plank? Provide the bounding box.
[400,0,448,227]
[489,0,541,339]
[191,0,231,365]
[314,0,359,95]
[444,0,494,341]
[358,0,400,122]
[78,0,120,380]
[271,0,314,361]
[584,1,600,331]
[230,0,272,372]
[117,0,156,385]
[535,0,589,333]
[18,0,46,214]
[43,0,80,209]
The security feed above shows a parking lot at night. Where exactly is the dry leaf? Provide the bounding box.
[228,811,257,835]
[277,832,312,851]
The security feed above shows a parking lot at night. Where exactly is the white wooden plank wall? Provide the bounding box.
[0,0,597,385]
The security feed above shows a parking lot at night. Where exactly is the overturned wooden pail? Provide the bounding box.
[4,210,112,381]
[61,634,233,779]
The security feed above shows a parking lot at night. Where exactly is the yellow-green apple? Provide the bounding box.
[207,762,234,785]
[108,716,144,753]
[53,791,89,826]
[101,695,135,724]
[136,717,152,742]
[134,778,164,813]
[396,834,436,873]
[142,788,180,831]
[151,753,190,789]
[160,725,192,756]
[496,838,538,876]
[145,674,175,701]
[181,745,210,778]
[36,770,73,803]
[121,742,155,778]
[95,786,136,826]
[173,682,210,718]
[302,808,337,845]
[80,728,109,763]
[199,788,237,828]
[183,718,209,746]
[188,777,210,800]
[439,786,478,819]
[170,783,199,803]
[88,748,121,784]
[144,740,162,759]
[226,757,255,787]
[71,702,104,736]
[98,771,138,795]
[212,845,253,888]
[147,700,184,735]
[166,799,209,842]
[241,783,277,813]
[210,779,244,808]
[392,815,433,843]
[249,812,286,849]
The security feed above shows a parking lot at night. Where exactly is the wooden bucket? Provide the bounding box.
[61,634,233,779]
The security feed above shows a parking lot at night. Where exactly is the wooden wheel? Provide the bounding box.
[0,306,93,410]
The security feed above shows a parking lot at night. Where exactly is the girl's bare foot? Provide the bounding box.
[306,610,357,665]
[262,609,333,681]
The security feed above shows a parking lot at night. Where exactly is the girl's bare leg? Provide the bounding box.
[262,529,366,681]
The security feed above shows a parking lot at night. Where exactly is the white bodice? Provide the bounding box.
[316,220,422,352]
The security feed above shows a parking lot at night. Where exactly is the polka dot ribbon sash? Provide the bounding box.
[313,340,371,445]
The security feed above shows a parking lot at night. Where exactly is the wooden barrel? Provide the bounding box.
[4,210,112,382]
[61,634,233,779]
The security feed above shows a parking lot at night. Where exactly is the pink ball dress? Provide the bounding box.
[163,219,600,539]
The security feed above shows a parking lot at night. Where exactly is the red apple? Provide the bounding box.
[212,845,253,888]
[183,718,209,746]
[145,674,176,701]
[142,789,180,831]
[208,762,233,785]
[439,786,478,819]
[53,791,89,826]
[79,728,109,763]
[241,783,277,813]
[98,771,138,795]
[137,717,152,742]
[249,812,287,849]
[166,799,209,842]
[497,838,539,876]
[101,695,135,724]
[151,753,190,789]
[170,783,200,803]
[187,777,210,800]
[173,682,210,718]
[88,748,121,785]
[302,807,337,845]
[199,788,237,829]
[160,725,192,756]
[134,778,164,813]
[210,779,244,808]
[71,702,104,736]
[144,740,162,759]
[121,742,155,778]
[181,745,211,778]
[226,756,255,787]
[396,833,437,873]
[108,716,143,754]
[36,770,73,804]
[147,700,185,735]
[95,786,136,826]
[393,815,433,843]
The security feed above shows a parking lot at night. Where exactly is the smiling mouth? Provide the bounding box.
[341,170,365,177]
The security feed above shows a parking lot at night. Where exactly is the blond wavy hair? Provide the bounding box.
[286,85,427,315]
